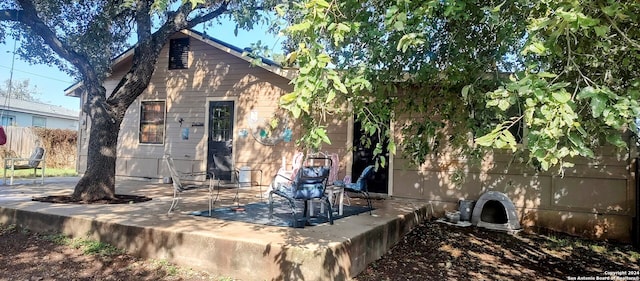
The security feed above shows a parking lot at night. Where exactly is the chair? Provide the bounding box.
[268,156,333,227]
[309,152,344,216]
[268,152,304,193]
[340,165,375,214]
[3,147,46,185]
[163,154,214,215]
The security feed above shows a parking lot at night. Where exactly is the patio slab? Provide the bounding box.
[0,177,432,280]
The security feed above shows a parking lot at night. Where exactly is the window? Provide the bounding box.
[169,38,190,70]
[140,101,165,144]
[32,116,46,128]
[1,115,15,126]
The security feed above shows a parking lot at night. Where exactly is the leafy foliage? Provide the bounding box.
[278,0,640,171]
[0,0,282,199]
[0,78,41,101]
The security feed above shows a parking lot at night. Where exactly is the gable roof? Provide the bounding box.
[0,97,79,120]
[65,29,296,97]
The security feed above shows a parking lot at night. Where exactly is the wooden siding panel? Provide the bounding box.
[552,177,630,213]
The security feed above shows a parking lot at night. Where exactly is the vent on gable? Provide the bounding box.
[169,37,190,70]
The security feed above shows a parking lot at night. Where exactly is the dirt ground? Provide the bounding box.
[0,221,638,281]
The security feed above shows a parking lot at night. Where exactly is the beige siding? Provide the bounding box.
[79,33,295,182]
[392,140,634,241]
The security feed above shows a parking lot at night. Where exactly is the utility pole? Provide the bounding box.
[2,39,17,126]
[8,38,17,100]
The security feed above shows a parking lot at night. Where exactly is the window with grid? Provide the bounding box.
[210,106,232,142]
[140,101,165,144]
[168,37,190,70]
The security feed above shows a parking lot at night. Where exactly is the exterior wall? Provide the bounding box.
[1,110,78,130]
[391,137,635,241]
[77,34,312,183]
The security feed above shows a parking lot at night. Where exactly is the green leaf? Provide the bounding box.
[577,86,597,99]
[291,106,301,118]
[537,72,557,78]
[590,95,607,118]
[288,22,312,32]
[326,90,336,103]
[526,42,547,55]
[540,160,549,171]
[606,134,627,148]
[594,25,609,37]
[552,91,571,103]
[475,130,499,147]
[394,20,405,31]
[330,76,348,94]
[461,85,471,101]
[314,0,331,8]
[498,99,511,111]
[280,93,298,104]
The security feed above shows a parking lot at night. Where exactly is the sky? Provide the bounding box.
[0,19,282,111]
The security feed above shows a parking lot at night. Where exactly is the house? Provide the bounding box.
[0,97,79,130]
[65,29,636,243]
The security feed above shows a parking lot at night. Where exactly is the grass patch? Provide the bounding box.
[152,259,181,276]
[0,224,17,235]
[44,233,71,245]
[0,167,77,178]
[42,233,123,256]
[545,235,573,249]
[590,244,608,254]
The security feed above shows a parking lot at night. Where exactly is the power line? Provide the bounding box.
[0,64,74,84]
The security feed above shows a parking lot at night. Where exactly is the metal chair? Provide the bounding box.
[3,146,46,185]
[163,154,214,215]
[268,156,333,227]
[341,165,375,214]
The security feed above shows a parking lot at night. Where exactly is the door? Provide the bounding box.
[352,120,389,194]
[207,101,234,181]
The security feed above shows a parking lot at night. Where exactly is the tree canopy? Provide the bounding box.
[277,0,640,172]
[0,78,41,102]
[0,0,279,201]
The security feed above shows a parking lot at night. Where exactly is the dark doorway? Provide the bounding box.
[480,200,509,224]
[207,101,234,181]
[352,120,389,194]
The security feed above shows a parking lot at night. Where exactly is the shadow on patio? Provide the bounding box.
[0,177,432,280]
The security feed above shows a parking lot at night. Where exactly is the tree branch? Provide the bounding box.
[186,0,231,29]
[108,0,234,113]
[604,13,640,50]
[15,0,99,87]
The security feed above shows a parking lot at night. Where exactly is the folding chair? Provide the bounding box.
[3,147,46,185]
[163,154,214,215]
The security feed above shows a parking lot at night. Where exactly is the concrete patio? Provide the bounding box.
[0,177,432,280]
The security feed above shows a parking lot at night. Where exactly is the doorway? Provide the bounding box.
[207,101,234,181]
[352,120,389,194]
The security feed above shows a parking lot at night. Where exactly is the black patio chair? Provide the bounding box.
[268,156,333,227]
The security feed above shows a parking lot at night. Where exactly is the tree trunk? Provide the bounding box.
[72,98,122,201]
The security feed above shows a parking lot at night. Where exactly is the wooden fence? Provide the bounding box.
[0,126,77,169]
